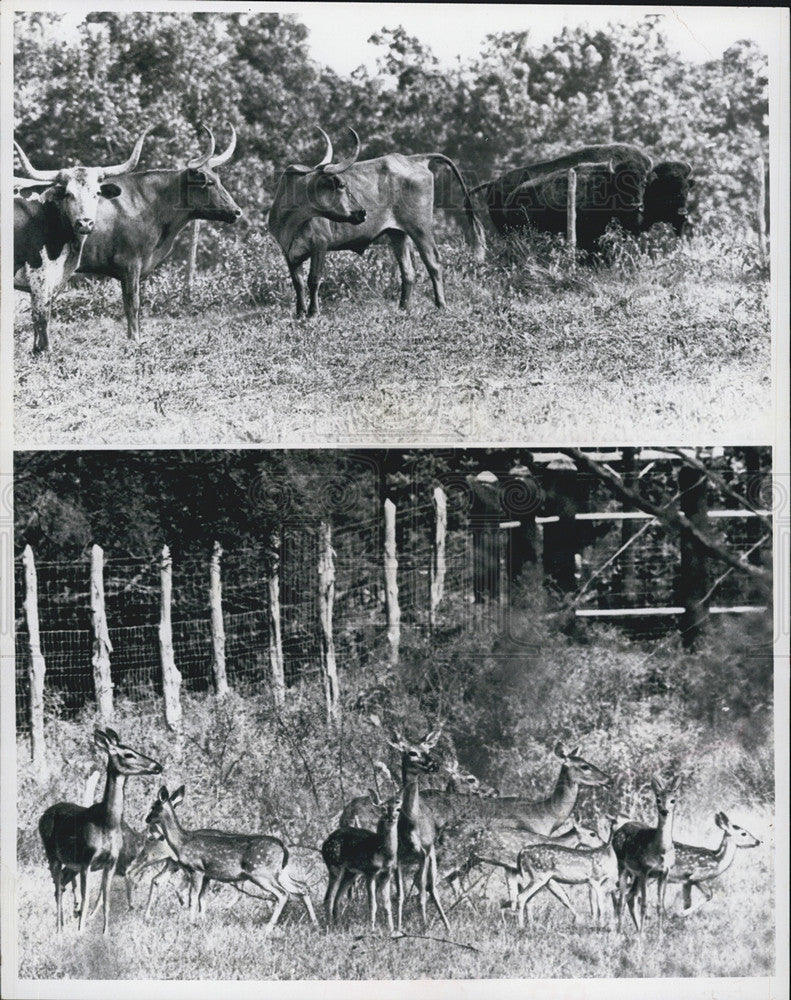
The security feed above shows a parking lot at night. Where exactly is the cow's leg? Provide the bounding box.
[307,249,326,318]
[121,265,143,344]
[387,231,415,310]
[288,260,308,318]
[410,230,446,308]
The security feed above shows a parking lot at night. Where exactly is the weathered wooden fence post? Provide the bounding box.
[22,545,49,782]
[566,168,577,251]
[318,521,340,722]
[383,498,400,666]
[678,466,710,648]
[187,220,201,299]
[267,531,286,707]
[618,448,638,606]
[209,540,228,697]
[159,545,182,731]
[429,486,447,628]
[757,154,767,265]
[90,544,114,723]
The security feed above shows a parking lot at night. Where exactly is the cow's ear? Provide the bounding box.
[100,183,122,200]
[44,186,66,202]
[687,177,695,188]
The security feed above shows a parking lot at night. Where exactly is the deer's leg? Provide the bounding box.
[637,875,648,936]
[657,873,668,935]
[516,875,549,929]
[682,880,713,917]
[188,871,204,922]
[54,865,65,932]
[324,868,344,926]
[395,864,405,932]
[418,854,429,929]
[77,867,92,932]
[427,848,451,932]
[124,875,134,910]
[253,875,288,936]
[545,879,579,922]
[381,870,395,933]
[100,863,117,935]
[625,873,641,932]
[367,874,378,930]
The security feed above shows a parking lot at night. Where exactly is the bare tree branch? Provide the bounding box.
[666,448,772,529]
[562,449,772,593]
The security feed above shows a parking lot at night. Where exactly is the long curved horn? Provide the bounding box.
[102,123,155,176]
[187,124,215,169]
[323,127,361,176]
[208,122,237,168]
[314,126,333,167]
[13,141,60,181]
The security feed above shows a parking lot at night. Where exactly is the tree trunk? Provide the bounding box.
[678,466,709,649]
[429,486,447,626]
[23,545,48,782]
[209,540,228,697]
[267,531,285,707]
[318,521,340,722]
[159,545,182,731]
[90,544,114,723]
[566,168,577,250]
[383,498,400,666]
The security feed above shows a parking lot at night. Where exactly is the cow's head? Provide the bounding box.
[643,161,694,236]
[14,125,153,235]
[184,123,242,223]
[284,127,367,225]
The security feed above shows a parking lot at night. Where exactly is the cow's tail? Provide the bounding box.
[423,154,486,262]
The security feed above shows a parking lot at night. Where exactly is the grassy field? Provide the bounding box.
[13,228,771,448]
[13,617,776,984]
[14,841,774,980]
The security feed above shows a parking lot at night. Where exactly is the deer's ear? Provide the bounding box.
[158,786,169,802]
[554,742,567,759]
[423,729,442,749]
[171,785,185,806]
[651,775,665,795]
[104,727,121,745]
[668,774,681,792]
[569,745,580,757]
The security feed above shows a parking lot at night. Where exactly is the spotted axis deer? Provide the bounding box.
[387,728,451,932]
[38,727,163,933]
[514,815,620,928]
[669,810,761,916]
[469,818,604,912]
[613,774,681,936]
[322,792,403,931]
[145,784,318,933]
[439,742,611,895]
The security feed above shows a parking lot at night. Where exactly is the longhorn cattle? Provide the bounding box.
[13,127,152,353]
[267,127,486,317]
[75,123,242,342]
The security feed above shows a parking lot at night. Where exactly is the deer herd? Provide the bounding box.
[38,726,760,942]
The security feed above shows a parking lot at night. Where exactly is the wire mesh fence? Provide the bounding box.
[14,504,771,731]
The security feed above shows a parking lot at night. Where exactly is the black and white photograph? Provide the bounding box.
[8,447,777,981]
[1,3,788,1000]
[8,4,779,447]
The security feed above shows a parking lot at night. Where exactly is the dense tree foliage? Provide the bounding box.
[14,12,768,236]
